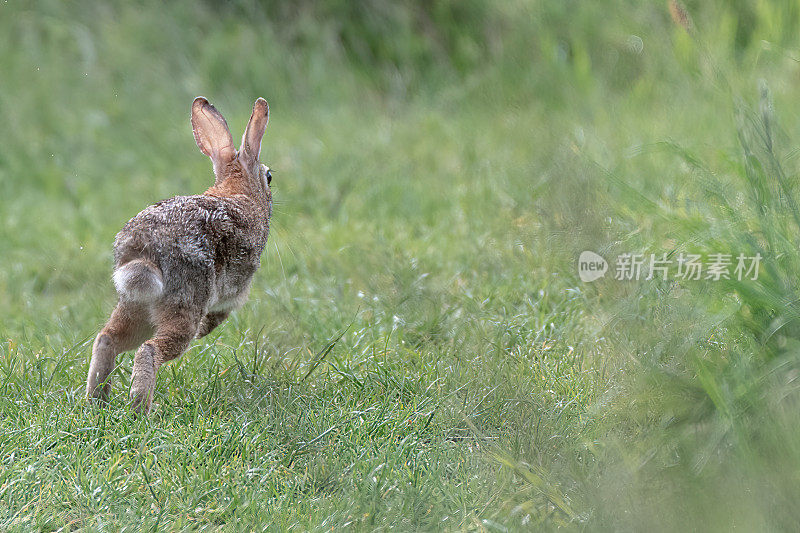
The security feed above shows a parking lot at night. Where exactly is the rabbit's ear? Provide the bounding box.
[240,98,269,162]
[191,97,236,171]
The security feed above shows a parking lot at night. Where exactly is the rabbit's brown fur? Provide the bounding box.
[86,97,273,414]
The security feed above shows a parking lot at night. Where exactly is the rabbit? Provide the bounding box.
[85,97,273,415]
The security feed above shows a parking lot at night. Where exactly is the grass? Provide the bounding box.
[4,0,800,530]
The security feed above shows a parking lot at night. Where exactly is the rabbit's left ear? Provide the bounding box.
[240,98,269,162]
[191,97,236,172]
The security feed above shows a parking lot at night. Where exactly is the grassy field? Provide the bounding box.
[4,0,800,530]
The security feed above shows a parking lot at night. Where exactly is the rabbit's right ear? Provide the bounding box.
[191,97,236,175]
[240,98,269,163]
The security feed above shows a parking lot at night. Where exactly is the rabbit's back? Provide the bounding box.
[113,194,268,308]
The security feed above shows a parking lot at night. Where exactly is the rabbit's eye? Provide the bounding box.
[261,165,272,186]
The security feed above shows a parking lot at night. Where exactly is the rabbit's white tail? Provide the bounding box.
[113,259,163,302]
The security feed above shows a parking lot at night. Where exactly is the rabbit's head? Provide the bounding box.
[191,97,271,210]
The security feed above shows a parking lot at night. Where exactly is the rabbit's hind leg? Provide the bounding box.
[86,302,153,403]
[130,306,201,415]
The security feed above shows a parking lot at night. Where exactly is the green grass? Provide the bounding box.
[5,0,800,530]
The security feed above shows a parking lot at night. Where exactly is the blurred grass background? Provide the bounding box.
[4,0,800,530]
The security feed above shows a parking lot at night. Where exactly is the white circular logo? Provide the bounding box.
[578,251,608,282]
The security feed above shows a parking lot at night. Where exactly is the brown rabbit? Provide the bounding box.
[85,97,273,414]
